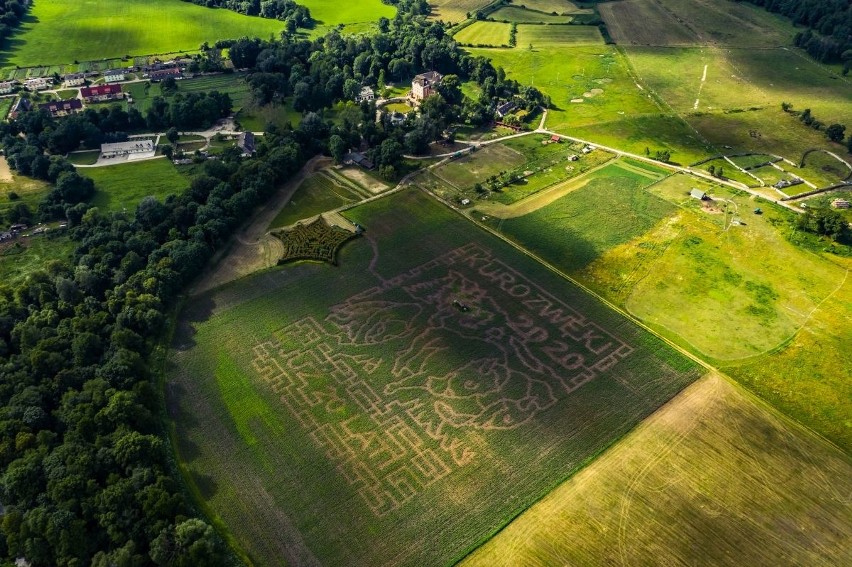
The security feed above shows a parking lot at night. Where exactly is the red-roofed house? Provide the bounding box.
[81,84,124,103]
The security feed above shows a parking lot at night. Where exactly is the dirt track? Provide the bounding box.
[189,156,330,296]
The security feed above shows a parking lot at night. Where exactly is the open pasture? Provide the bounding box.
[517,24,604,46]
[0,0,286,68]
[467,46,659,132]
[462,373,852,566]
[300,0,395,34]
[454,21,512,46]
[511,0,590,14]
[482,160,675,273]
[169,189,701,567]
[600,0,795,47]
[81,158,191,211]
[428,0,493,23]
[490,7,573,24]
[268,171,360,230]
[433,142,525,188]
[574,173,847,363]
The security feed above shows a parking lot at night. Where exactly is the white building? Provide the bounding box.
[24,77,51,91]
[0,81,14,94]
[63,73,86,87]
[101,140,155,159]
[355,86,375,103]
[103,69,126,83]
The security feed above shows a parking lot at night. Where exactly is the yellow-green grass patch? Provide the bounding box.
[268,172,360,230]
[462,373,852,566]
[81,158,191,212]
[0,234,76,285]
[511,0,590,14]
[428,0,493,24]
[432,142,525,188]
[169,189,702,567]
[490,7,573,24]
[454,21,513,47]
[517,24,604,46]
[298,0,395,29]
[0,0,286,68]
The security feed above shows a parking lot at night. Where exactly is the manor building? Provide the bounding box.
[411,71,442,101]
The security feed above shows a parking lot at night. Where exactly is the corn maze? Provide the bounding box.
[273,216,357,265]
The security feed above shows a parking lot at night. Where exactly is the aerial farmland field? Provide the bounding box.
[428,0,494,24]
[81,158,191,211]
[454,22,513,47]
[489,7,573,24]
[0,0,286,68]
[170,189,702,566]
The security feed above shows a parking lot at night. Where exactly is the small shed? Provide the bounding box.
[550,135,561,143]
[690,188,707,200]
[831,198,850,209]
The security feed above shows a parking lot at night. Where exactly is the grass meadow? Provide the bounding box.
[126,74,253,114]
[490,7,573,24]
[428,0,493,23]
[0,234,76,285]
[482,160,676,272]
[0,0,285,68]
[81,158,191,211]
[267,172,360,229]
[462,374,852,566]
[169,189,701,567]
[454,22,512,46]
[516,24,604,46]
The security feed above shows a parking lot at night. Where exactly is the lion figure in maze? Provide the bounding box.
[325,270,558,431]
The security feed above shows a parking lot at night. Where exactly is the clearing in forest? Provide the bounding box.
[170,190,702,567]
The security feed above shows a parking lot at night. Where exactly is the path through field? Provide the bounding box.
[694,63,708,109]
[189,156,330,295]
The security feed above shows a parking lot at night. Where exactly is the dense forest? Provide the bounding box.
[0,1,549,564]
[737,0,852,65]
[0,0,28,43]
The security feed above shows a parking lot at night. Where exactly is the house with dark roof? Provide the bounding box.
[39,99,83,118]
[237,132,256,156]
[149,68,183,82]
[344,151,375,170]
[63,73,86,87]
[10,97,31,119]
[496,101,516,118]
[81,84,123,103]
[411,71,442,101]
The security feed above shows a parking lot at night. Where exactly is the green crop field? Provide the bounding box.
[481,160,676,272]
[81,158,191,211]
[462,374,852,566]
[268,172,360,230]
[300,0,395,31]
[0,0,286,68]
[428,0,494,24]
[490,7,573,24]
[517,24,604,46]
[169,189,702,567]
[508,0,590,15]
[454,21,512,46]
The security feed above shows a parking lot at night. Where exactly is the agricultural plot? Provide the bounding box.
[489,7,573,24]
[575,173,847,364]
[299,0,395,29]
[509,0,590,14]
[462,374,852,567]
[268,171,361,230]
[454,22,513,47]
[432,143,525,188]
[599,0,794,47]
[428,0,493,24]
[272,216,357,265]
[170,189,702,567]
[516,24,604,46]
[481,160,676,273]
[81,158,191,211]
[0,0,285,68]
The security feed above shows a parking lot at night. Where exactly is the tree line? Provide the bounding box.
[0,0,28,45]
[181,0,312,32]
[737,0,852,68]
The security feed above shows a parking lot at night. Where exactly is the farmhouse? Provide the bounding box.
[496,101,516,118]
[39,99,83,118]
[831,198,850,209]
[149,68,182,82]
[63,73,86,87]
[0,81,14,94]
[101,140,155,159]
[355,86,375,103]
[690,188,707,200]
[81,84,123,103]
[24,77,51,91]
[103,69,126,83]
[344,151,375,170]
[237,131,256,156]
[411,71,442,101]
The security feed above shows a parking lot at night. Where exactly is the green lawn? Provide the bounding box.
[517,24,604,46]
[0,0,286,68]
[454,21,513,46]
[300,0,395,29]
[170,189,701,567]
[490,7,573,24]
[268,172,359,230]
[483,160,677,272]
[81,158,191,211]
